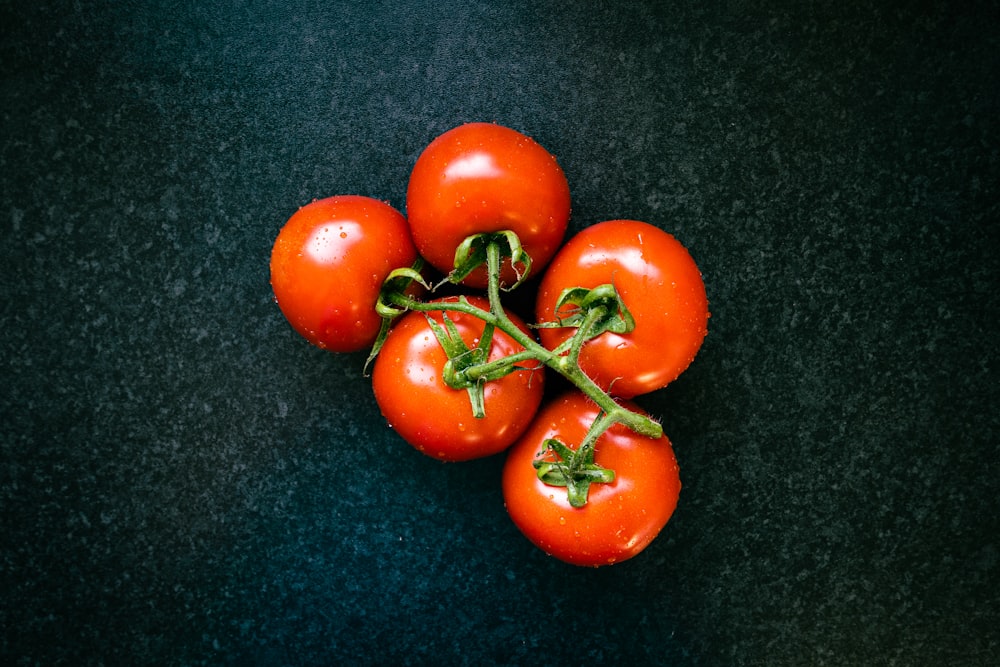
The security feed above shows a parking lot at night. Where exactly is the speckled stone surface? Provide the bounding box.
[2,1,998,665]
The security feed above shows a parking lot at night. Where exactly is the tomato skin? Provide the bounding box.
[372,296,545,462]
[535,220,709,398]
[502,391,681,567]
[269,196,417,352]
[406,122,571,288]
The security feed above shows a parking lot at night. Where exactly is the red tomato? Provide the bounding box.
[270,196,417,352]
[372,296,545,462]
[535,220,709,398]
[406,122,571,288]
[502,391,681,567]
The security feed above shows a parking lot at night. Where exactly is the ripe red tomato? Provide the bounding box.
[372,296,545,462]
[406,122,571,288]
[270,195,417,352]
[502,391,681,566]
[535,220,709,398]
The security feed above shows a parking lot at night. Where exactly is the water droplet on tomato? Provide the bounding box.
[558,516,567,526]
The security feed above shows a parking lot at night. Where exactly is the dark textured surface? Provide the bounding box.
[3,1,998,664]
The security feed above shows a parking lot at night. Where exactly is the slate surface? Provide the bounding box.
[2,1,998,665]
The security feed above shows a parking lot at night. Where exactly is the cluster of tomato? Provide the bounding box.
[269,123,709,566]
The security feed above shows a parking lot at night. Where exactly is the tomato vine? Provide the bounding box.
[374,231,663,507]
[270,122,708,565]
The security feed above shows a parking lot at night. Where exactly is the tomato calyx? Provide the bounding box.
[375,262,431,320]
[432,312,540,388]
[446,231,532,291]
[425,305,495,419]
[537,283,635,352]
[533,411,618,508]
[365,261,432,373]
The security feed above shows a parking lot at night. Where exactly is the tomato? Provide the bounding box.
[502,391,681,566]
[270,195,417,352]
[535,220,709,398]
[405,122,571,288]
[372,296,545,462]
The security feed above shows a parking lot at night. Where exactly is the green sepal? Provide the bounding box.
[425,308,497,419]
[375,264,430,319]
[364,263,431,374]
[445,231,532,290]
[363,316,395,376]
[536,283,635,339]
[533,438,616,508]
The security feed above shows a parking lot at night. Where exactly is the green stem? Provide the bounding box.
[456,349,541,383]
[574,411,618,467]
[382,247,661,441]
[377,236,668,506]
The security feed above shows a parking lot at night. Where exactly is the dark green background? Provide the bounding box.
[3,1,998,664]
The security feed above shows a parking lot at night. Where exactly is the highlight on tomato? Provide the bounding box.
[269,195,417,353]
[405,122,571,288]
[535,219,709,398]
[372,296,545,462]
[502,391,681,567]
